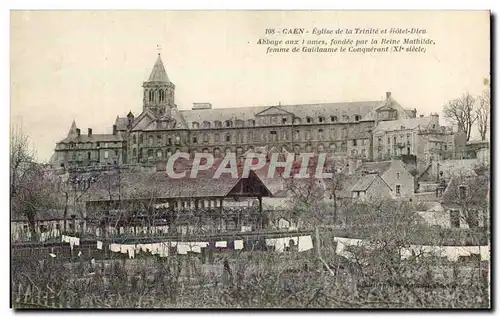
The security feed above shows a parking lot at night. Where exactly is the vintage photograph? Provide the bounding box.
[10,11,491,309]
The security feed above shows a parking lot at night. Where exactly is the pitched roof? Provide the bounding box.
[336,175,359,198]
[357,161,392,175]
[147,54,170,82]
[67,120,78,137]
[84,169,270,202]
[351,174,382,191]
[180,100,384,125]
[374,116,432,133]
[115,117,129,131]
[58,133,123,144]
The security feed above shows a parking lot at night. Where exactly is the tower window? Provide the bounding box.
[149,90,154,102]
[159,90,165,102]
[396,185,401,196]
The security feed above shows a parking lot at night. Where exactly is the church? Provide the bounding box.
[52,53,418,169]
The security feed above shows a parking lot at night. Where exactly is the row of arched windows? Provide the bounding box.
[190,114,362,129]
[145,89,169,103]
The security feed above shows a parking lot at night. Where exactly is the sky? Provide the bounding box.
[10,11,490,162]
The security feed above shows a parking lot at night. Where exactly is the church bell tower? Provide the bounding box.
[142,53,175,117]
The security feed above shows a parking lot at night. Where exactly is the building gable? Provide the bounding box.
[131,111,156,131]
[381,160,415,198]
[255,106,295,117]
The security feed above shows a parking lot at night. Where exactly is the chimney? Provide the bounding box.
[112,125,117,136]
[76,128,81,137]
[88,128,92,137]
[386,92,391,99]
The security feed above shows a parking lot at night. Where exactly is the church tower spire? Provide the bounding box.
[142,53,175,117]
[67,119,78,137]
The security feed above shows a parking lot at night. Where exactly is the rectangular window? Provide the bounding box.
[282,118,287,124]
[352,139,357,146]
[114,150,118,156]
[104,151,109,159]
[450,210,460,228]
[396,185,401,196]
[459,186,466,200]
[270,131,277,142]
[193,137,197,144]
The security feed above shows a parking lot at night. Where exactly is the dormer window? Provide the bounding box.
[306,117,312,124]
[247,119,255,127]
[354,115,361,121]
[282,118,287,124]
[294,118,302,124]
[203,121,211,128]
[214,121,222,128]
[318,116,324,123]
[331,116,338,122]
[343,115,349,121]
[225,120,232,127]
[192,122,200,129]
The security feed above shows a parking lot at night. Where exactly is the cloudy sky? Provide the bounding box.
[11,11,490,162]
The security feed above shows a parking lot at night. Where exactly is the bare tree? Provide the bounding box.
[476,89,490,141]
[10,126,56,240]
[443,93,477,141]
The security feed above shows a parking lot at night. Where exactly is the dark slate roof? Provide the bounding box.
[337,175,360,198]
[351,174,380,191]
[147,54,170,82]
[180,101,384,125]
[84,169,269,202]
[357,161,392,175]
[58,133,124,144]
[115,117,129,131]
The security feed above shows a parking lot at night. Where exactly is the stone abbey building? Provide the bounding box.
[53,54,445,169]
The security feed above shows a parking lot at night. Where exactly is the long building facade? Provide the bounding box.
[53,54,445,169]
